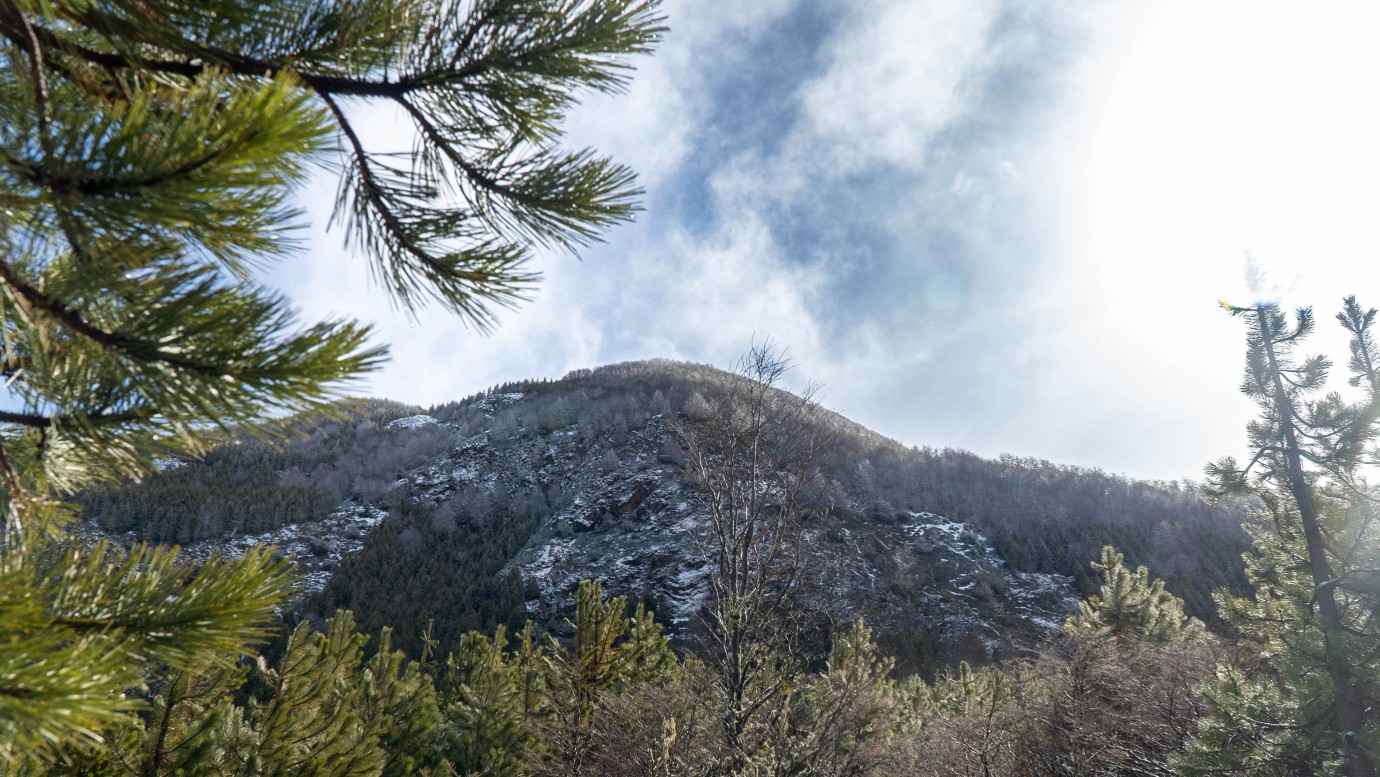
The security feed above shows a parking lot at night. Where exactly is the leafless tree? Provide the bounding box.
[671,341,839,771]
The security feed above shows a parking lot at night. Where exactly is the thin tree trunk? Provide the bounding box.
[1261,309,1376,777]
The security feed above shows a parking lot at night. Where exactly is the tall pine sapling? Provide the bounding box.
[1066,545,1203,644]
[1183,298,1380,776]
[538,579,675,775]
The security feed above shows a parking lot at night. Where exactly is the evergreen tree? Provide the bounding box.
[436,625,543,777]
[1066,545,1202,644]
[10,651,250,776]
[903,659,1030,775]
[0,0,662,763]
[0,541,295,764]
[537,579,675,775]
[354,627,446,777]
[211,612,442,776]
[1182,298,1380,776]
[215,613,390,776]
[432,580,674,776]
[16,613,445,776]
[775,620,905,776]
[125,659,252,777]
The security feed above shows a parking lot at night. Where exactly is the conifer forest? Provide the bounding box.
[2,1,1378,775]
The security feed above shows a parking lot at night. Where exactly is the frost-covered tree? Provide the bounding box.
[671,341,838,771]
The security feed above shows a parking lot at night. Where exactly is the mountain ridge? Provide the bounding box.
[78,359,1250,674]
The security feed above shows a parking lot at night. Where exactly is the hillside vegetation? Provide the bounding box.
[79,360,1248,670]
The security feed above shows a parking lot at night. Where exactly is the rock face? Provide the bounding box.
[315,404,1077,662]
[451,413,1080,658]
[80,360,1245,668]
[146,500,390,594]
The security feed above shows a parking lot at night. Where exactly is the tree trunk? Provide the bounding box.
[1261,309,1376,777]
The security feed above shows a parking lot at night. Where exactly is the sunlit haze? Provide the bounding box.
[272,0,1380,483]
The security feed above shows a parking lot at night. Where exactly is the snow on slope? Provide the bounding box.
[86,384,1082,663]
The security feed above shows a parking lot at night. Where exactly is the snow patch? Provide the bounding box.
[132,501,391,595]
[386,414,439,430]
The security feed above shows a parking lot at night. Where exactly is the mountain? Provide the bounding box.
[77,360,1250,675]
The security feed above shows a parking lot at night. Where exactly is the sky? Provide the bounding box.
[274,0,1380,483]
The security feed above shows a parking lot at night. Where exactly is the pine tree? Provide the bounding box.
[1066,545,1202,644]
[905,659,1027,775]
[354,627,446,777]
[1042,547,1211,775]
[777,620,904,776]
[19,613,445,776]
[1182,298,1380,776]
[215,613,388,776]
[207,611,445,776]
[0,541,295,764]
[436,625,541,777]
[0,0,662,762]
[9,651,249,776]
[537,579,675,775]
[432,580,674,776]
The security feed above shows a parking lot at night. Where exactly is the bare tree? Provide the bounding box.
[671,341,837,771]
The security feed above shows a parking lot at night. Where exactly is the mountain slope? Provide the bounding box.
[79,360,1249,673]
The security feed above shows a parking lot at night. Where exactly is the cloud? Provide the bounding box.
[798,0,1003,174]
[268,0,1183,476]
[562,0,803,190]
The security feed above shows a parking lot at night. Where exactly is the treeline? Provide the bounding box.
[849,447,1251,620]
[10,550,1241,776]
[308,490,546,658]
[76,399,455,543]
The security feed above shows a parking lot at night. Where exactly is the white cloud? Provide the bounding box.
[563,0,803,189]
[798,0,1003,173]
[274,0,1311,482]
[649,216,827,354]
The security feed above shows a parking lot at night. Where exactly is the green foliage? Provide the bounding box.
[1183,298,1380,776]
[0,0,661,762]
[213,611,443,776]
[538,580,675,772]
[896,548,1218,776]
[429,579,674,776]
[314,496,540,658]
[31,656,253,777]
[217,613,388,775]
[12,612,445,777]
[898,658,1032,774]
[777,620,904,775]
[1066,544,1203,644]
[436,625,542,776]
[356,627,446,777]
[0,540,295,763]
[548,579,676,698]
[1178,515,1380,775]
